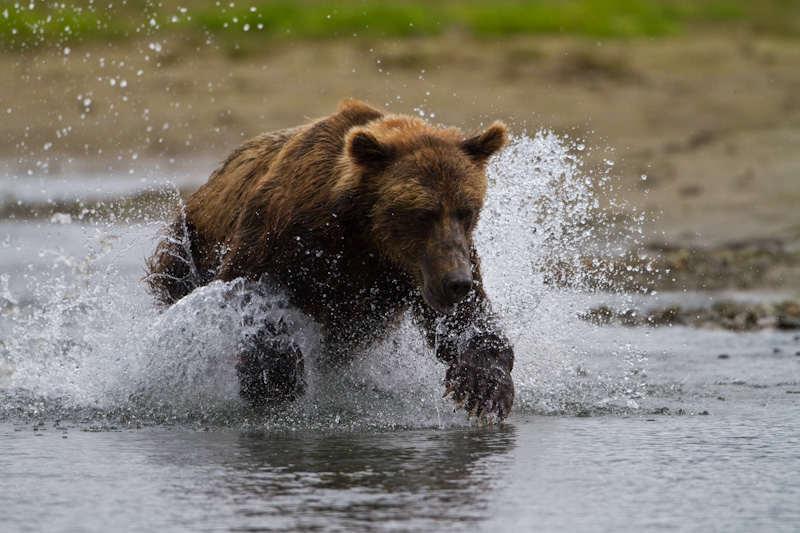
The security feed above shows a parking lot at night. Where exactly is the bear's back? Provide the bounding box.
[183,101,385,257]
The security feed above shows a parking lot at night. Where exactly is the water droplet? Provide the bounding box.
[49,212,72,225]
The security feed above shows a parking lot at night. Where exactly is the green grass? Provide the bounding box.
[2,0,798,51]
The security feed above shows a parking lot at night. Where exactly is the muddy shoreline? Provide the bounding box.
[5,33,799,248]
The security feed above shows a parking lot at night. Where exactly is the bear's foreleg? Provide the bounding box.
[415,285,515,423]
[237,319,306,405]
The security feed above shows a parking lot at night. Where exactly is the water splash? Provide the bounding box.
[477,132,647,414]
[0,130,647,428]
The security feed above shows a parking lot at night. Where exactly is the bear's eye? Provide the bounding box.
[411,209,438,225]
[455,208,475,225]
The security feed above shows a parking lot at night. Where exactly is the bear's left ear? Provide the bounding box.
[347,129,395,171]
[461,122,508,164]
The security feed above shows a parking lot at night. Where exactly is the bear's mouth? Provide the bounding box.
[422,285,457,315]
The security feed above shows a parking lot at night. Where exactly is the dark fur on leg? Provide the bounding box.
[237,318,306,405]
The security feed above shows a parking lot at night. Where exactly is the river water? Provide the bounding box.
[1,134,798,532]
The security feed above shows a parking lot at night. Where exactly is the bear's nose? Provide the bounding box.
[441,272,473,303]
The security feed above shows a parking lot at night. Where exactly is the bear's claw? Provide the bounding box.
[455,394,469,411]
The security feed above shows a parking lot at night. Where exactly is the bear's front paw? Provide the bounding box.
[443,334,514,423]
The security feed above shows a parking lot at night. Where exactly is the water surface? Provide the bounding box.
[3,402,798,532]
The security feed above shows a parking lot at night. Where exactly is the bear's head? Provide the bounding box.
[339,116,508,314]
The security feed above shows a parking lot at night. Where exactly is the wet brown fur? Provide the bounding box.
[145,99,515,420]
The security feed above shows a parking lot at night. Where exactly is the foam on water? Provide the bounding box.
[0,131,646,429]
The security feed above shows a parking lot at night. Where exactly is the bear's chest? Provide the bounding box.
[272,239,416,340]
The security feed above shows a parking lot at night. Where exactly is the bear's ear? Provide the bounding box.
[347,130,395,171]
[461,122,508,164]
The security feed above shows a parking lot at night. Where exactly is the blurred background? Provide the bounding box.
[2,0,799,291]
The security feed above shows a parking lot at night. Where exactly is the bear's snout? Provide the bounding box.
[419,222,473,314]
[441,271,473,303]
[421,264,473,315]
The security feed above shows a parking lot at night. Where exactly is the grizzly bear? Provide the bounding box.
[146,99,514,422]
